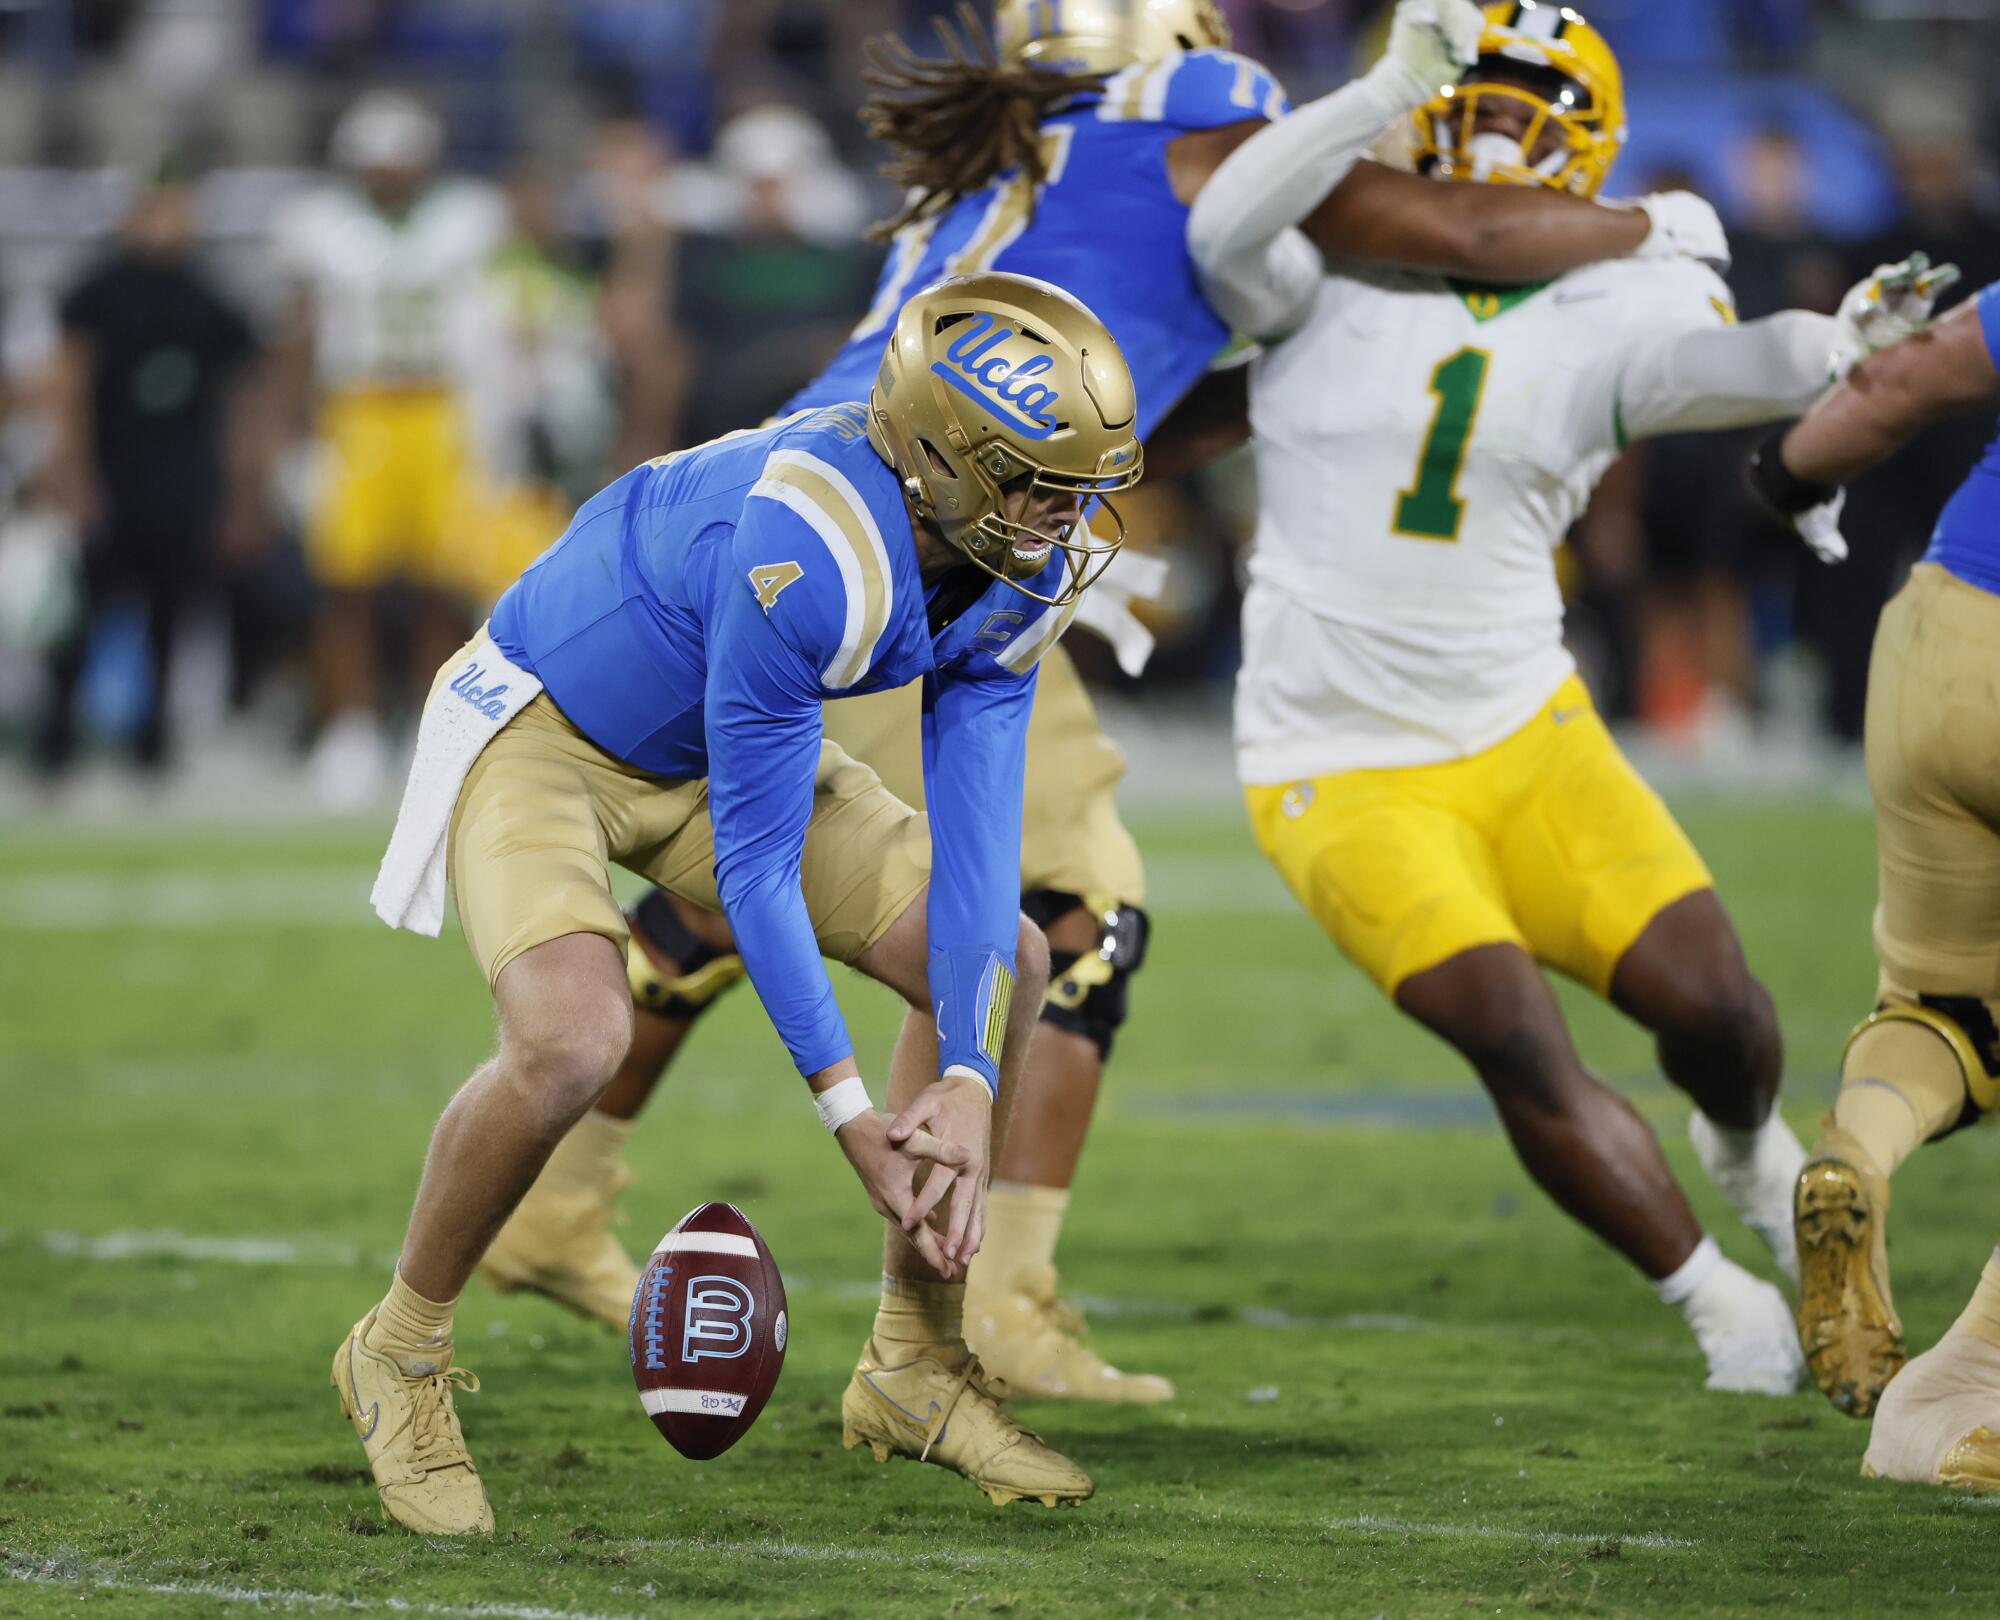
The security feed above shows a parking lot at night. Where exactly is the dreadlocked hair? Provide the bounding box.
[862,1,1104,241]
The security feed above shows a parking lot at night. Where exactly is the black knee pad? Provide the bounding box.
[1024,889,1149,1060]
[627,889,745,1018]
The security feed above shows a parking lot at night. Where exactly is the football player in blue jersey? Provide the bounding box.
[1747,276,2000,1485]
[485,0,1734,1404]
[333,272,1144,1532]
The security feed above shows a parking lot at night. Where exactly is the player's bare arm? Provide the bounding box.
[1778,297,2000,487]
[1304,158,1646,279]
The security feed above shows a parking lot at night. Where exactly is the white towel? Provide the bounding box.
[1072,549,1172,678]
[371,631,543,936]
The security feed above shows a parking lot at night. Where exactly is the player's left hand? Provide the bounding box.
[1833,252,1963,376]
[889,1071,994,1273]
[1378,0,1485,106]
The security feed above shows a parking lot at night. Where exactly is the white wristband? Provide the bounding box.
[813,1075,873,1135]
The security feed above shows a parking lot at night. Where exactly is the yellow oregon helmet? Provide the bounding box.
[869,272,1142,607]
[996,0,1229,76]
[1410,1,1626,197]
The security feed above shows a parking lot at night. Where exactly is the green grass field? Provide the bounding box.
[4,801,1997,1619]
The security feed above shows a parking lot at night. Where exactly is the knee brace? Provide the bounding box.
[626,889,745,1018]
[1843,998,2000,1141]
[1023,889,1149,1061]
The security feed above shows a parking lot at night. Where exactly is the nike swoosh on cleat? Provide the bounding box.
[1550,706,1584,725]
[861,1373,948,1440]
[348,1336,380,1442]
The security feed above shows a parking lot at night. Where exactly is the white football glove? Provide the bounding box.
[1829,251,1962,379]
[1371,0,1486,109]
[1632,191,1731,273]
[1794,489,1850,566]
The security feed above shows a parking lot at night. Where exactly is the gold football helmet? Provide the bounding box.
[996,0,1229,76]
[869,272,1142,607]
[1410,2,1626,197]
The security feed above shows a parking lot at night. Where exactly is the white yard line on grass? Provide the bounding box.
[3,1554,641,1620]
[0,853,1291,934]
[30,1228,374,1266]
[9,1226,1677,1356]
[0,870,377,931]
[625,1537,988,1570]
[1325,1515,1695,1550]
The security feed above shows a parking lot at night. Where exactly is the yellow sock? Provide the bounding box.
[1956,1249,2000,1352]
[541,1108,634,1192]
[872,1275,964,1360]
[1831,1020,1967,1177]
[369,1267,456,1366]
[974,1181,1071,1288]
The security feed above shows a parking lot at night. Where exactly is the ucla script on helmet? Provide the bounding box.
[629,1202,788,1461]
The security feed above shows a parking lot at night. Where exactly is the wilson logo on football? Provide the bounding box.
[931,313,1062,441]
[682,1275,755,1361]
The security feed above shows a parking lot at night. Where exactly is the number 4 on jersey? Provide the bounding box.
[750,562,804,612]
[1394,347,1491,543]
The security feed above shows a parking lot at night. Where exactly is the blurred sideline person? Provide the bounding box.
[343,273,1141,1528]
[458,159,617,607]
[1182,1,1946,1394]
[37,157,263,777]
[484,0,1735,1404]
[1748,281,2000,1474]
[272,90,506,808]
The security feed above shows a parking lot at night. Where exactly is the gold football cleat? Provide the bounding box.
[840,1337,1094,1507]
[966,1262,1176,1404]
[1794,1124,1904,1418]
[479,1150,641,1332]
[331,1312,494,1535]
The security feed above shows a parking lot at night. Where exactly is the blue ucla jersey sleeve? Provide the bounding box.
[1097,48,1289,130]
[921,658,1037,1095]
[921,576,1080,1092]
[702,494,857,1081]
[1977,281,2000,365]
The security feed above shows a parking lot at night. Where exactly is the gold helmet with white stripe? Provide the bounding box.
[996,0,1229,75]
[868,271,1142,607]
[1411,1,1627,197]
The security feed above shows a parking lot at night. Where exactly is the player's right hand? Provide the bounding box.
[1378,0,1485,107]
[834,1107,973,1279]
[1634,191,1731,273]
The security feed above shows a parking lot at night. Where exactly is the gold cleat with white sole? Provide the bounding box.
[330,1312,494,1535]
[966,1262,1176,1404]
[1794,1126,1904,1418]
[840,1337,1094,1507]
[479,1155,641,1332]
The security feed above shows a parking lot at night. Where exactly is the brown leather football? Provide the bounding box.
[629,1201,788,1460]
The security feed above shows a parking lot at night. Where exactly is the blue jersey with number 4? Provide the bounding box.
[1924,281,2000,596]
[787,47,1287,440]
[489,404,1076,1093]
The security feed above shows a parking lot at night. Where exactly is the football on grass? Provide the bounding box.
[629,1201,788,1460]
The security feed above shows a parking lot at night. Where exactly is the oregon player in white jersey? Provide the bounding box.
[1182,0,1945,1394]
[272,91,506,809]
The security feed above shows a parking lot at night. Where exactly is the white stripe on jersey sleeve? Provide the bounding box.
[748,449,897,689]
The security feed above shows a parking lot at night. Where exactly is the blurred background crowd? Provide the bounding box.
[0,0,1995,809]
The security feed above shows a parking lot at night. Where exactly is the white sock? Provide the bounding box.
[1689,1113,1807,1285]
[1653,1236,1723,1304]
[1657,1240,1804,1395]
